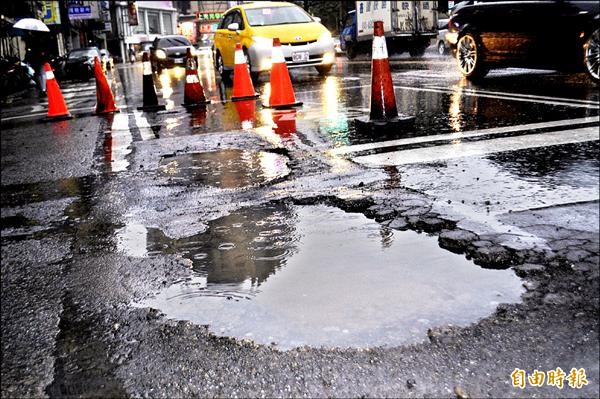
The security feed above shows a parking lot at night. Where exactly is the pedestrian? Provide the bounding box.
[25,47,49,95]
[128,45,136,64]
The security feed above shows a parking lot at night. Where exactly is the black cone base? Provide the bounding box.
[262,101,303,109]
[42,114,74,123]
[137,104,166,112]
[354,114,415,133]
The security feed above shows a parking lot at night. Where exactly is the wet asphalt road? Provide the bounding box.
[1,48,599,398]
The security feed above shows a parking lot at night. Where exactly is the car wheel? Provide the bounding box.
[215,51,231,81]
[456,32,488,80]
[438,41,447,56]
[583,28,599,84]
[315,64,332,75]
[346,43,357,60]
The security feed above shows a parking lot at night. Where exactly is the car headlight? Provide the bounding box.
[252,36,273,47]
[322,52,335,64]
[318,31,332,43]
[155,49,167,59]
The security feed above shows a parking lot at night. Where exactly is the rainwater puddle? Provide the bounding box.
[158,149,290,188]
[137,204,523,350]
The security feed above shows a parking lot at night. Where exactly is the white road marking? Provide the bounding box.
[133,110,156,140]
[395,85,599,109]
[353,126,599,166]
[330,116,600,156]
[423,84,599,106]
[108,112,133,172]
[296,82,598,109]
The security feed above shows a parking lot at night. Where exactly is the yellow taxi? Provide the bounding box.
[213,1,335,80]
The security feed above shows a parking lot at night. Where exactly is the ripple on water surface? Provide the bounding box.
[135,204,524,349]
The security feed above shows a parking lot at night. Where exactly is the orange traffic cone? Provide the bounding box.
[233,99,256,130]
[263,38,302,109]
[137,52,166,112]
[183,48,210,107]
[231,43,259,101]
[94,57,119,114]
[43,62,72,121]
[354,20,414,132]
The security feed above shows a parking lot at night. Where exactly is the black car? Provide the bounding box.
[64,47,101,81]
[447,1,599,83]
[150,35,194,73]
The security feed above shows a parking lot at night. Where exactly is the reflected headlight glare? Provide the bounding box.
[156,49,167,59]
[318,31,332,43]
[252,36,273,47]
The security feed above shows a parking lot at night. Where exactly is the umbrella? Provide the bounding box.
[13,18,50,32]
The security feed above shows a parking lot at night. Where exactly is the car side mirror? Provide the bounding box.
[313,16,321,22]
[227,22,239,31]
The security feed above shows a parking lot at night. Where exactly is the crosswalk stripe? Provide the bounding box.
[329,117,599,156]
[352,126,599,166]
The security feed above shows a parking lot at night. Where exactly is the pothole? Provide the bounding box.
[134,204,524,349]
[158,149,290,188]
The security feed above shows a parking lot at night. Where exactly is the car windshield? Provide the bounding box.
[68,49,99,59]
[158,37,191,47]
[245,6,313,26]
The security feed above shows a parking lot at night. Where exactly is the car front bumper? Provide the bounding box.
[248,40,335,72]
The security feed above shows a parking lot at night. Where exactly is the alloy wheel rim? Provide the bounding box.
[458,35,477,74]
[584,29,600,80]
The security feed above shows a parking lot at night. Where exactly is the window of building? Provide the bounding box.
[162,13,173,34]
[147,11,160,34]
[133,9,146,34]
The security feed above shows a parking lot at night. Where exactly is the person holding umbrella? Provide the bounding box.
[13,18,51,94]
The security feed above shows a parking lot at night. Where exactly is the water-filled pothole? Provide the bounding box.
[158,149,290,188]
[135,204,524,349]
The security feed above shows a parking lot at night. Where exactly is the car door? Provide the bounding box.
[477,1,561,63]
[223,10,245,66]
[214,12,235,66]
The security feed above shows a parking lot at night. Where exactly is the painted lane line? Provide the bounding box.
[330,116,600,156]
[394,85,599,109]
[423,84,600,106]
[108,111,133,172]
[353,126,599,167]
[133,110,156,141]
[295,83,597,109]
[1,106,94,121]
